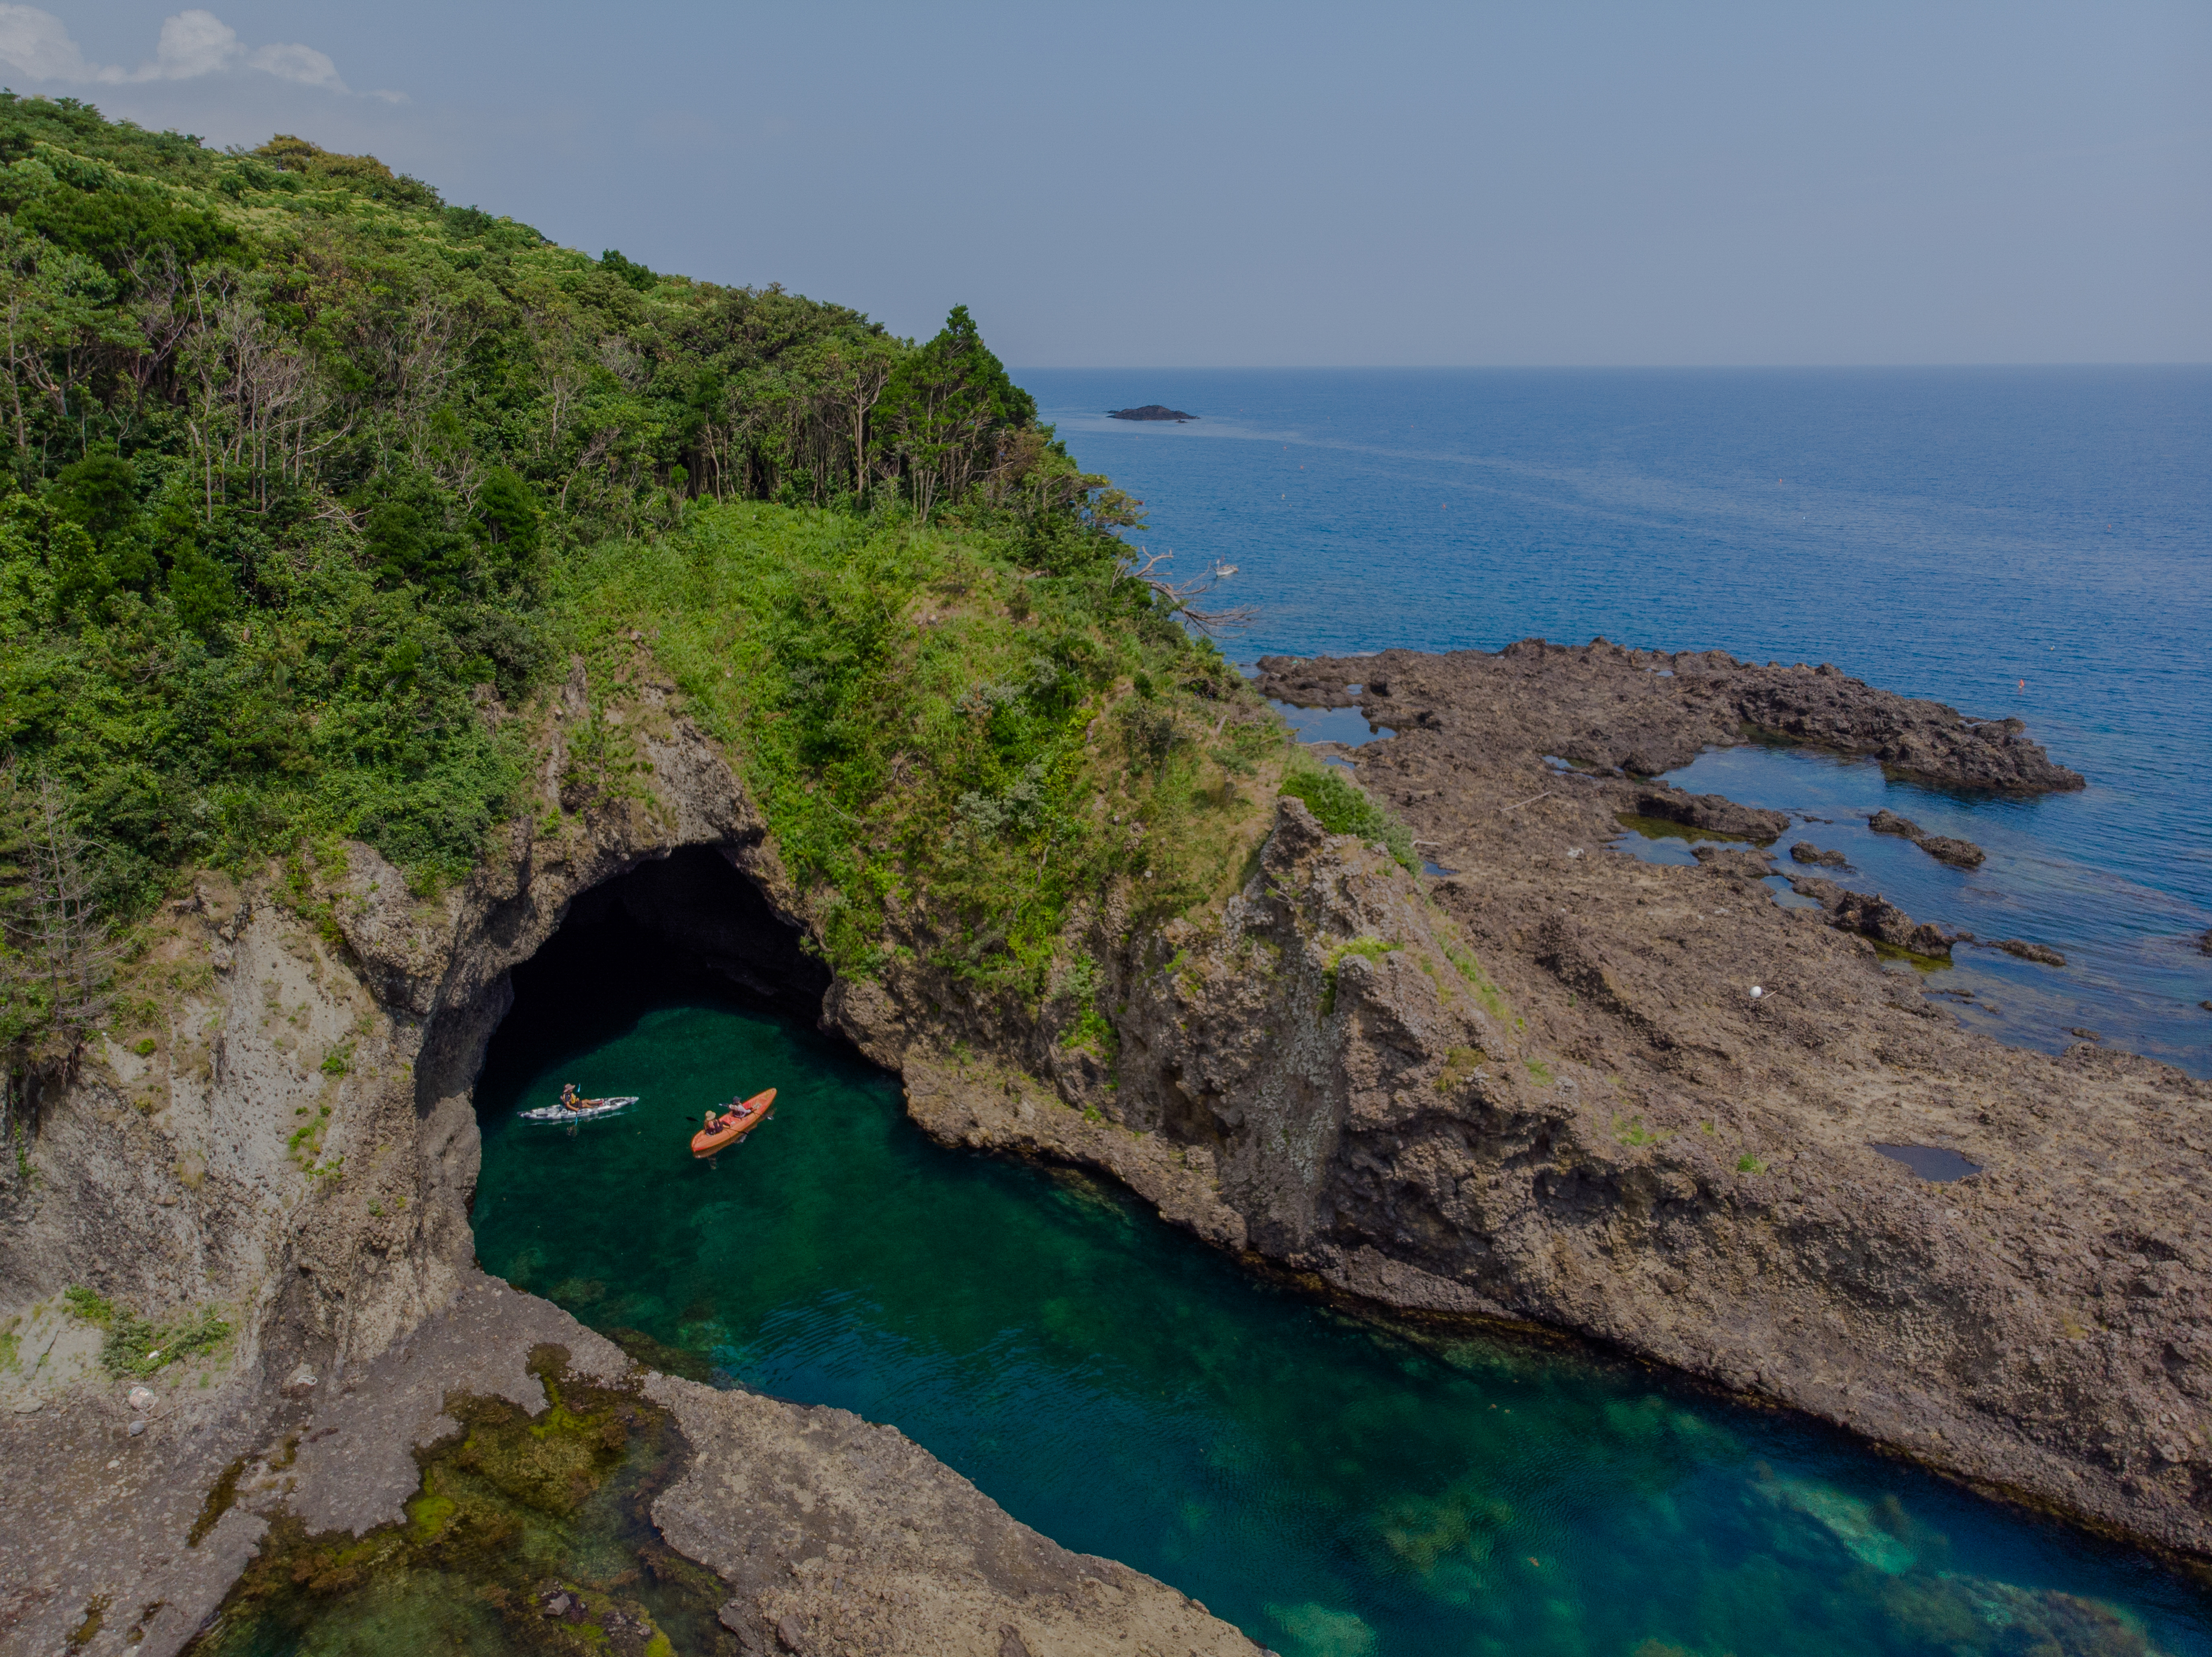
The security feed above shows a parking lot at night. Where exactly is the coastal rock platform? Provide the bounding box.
[3,633,2201,1654]
[1260,637,2086,794]
[1217,640,2206,1557]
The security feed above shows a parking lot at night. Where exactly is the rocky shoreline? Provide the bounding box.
[0,672,1264,1657]
[1259,637,2086,795]
[1219,640,2205,1550]
[2,637,2204,1653]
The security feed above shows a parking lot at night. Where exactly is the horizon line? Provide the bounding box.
[1008,361,2212,373]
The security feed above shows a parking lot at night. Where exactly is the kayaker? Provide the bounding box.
[562,1083,585,1113]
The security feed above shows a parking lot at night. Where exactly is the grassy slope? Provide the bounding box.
[560,501,1290,991]
[0,99,1417,1054]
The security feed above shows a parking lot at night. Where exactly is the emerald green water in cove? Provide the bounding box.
[471,917,2212,1657]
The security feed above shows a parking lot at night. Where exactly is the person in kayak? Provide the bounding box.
[562,1083,587,1113]
[702,1096,756,1134]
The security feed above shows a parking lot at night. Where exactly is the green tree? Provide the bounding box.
[47,450,136,540]
[471,467,541,570]
[874,305,1036,521]
[164,534,234,636]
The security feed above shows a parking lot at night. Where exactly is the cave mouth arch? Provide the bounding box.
[474,845,835,1114]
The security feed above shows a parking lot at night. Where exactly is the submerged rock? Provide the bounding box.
[1870,810,1985,868]
[1991,938,2067,966]
[1914,833,1985,869]
[1106,405,1197,422]
[1633,787,1790,841]
[1789,842,1849,867]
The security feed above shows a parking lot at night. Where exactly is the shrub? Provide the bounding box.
[1279,757,1417,872]
[64,1285,231,1376]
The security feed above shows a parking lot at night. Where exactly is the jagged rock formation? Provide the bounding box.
[1788,876,1961,957]
[1220,642,2207,1559]
[0,659,1260,1657]
[1260,637,2086,794]
[4,633,2204,1654]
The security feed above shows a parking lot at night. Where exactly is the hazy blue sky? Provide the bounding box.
[4,2,2205,366]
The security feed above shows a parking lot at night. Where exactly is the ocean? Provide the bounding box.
[1023,367,2212,1075]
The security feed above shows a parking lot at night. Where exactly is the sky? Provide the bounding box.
[2,2,2205,367]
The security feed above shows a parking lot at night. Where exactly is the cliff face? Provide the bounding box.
[0,666,1261,1657]
[3,637,2204,1652]
[871,788,2212,1559]
[846,642,2209,1560]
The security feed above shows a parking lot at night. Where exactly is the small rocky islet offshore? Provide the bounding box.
[4,635,2209,1655]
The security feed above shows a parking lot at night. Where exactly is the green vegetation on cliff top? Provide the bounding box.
[0,96,1408,1061]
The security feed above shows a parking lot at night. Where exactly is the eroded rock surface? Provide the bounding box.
[1260,637,2086,794]
[1193,642,2207,1558]
[0,658,1248,1657]
[4,630,2202,1655]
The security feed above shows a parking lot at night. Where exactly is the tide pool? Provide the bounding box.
[1609,742,2210,1069]
[469,923,2212,1657]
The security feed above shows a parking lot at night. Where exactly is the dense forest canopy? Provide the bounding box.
[0,95,1307,1064]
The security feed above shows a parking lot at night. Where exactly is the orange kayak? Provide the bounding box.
[691,1088,775,1157]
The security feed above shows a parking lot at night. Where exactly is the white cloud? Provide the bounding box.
[140,10,239,81]
[245,42,341,90]
[0,4,92,80]
[0,6,377,97]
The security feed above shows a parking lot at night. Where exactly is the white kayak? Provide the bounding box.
[517,1095,639,1123]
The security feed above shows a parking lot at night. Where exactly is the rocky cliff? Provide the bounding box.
[3,634,2204,1653]
[0,659,1263,1656]
[861,640,2208,1559]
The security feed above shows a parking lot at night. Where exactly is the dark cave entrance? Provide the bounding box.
[473,845,833,1110]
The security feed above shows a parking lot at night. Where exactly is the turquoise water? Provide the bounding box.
[1024,368,2212,1075]
[471,926,2212,1657]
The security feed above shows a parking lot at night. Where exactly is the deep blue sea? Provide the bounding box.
[1025,368,2212,1076]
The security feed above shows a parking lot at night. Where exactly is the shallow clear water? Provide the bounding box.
[1609,743,2212,1069]
[1268,698,1395,749]
[1024,368,2212,1074]
[472,930,2212,1657]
